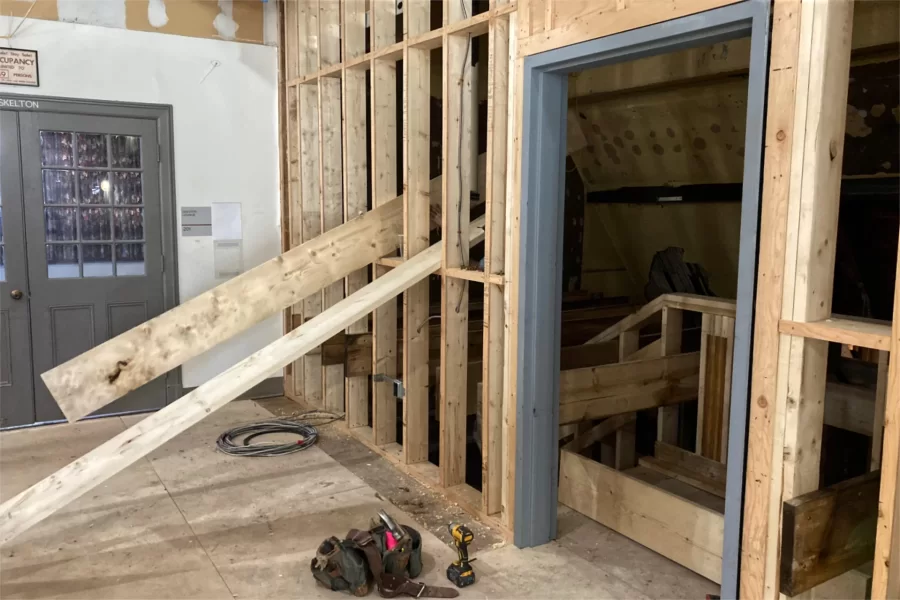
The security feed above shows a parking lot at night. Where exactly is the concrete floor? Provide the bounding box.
[0,400,717,599]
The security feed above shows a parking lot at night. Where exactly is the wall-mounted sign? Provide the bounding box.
[181,206,212,236]
[0,48,39,87]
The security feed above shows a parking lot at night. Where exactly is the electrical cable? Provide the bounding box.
[215,410,342,457]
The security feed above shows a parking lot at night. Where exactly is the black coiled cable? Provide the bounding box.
[215,411,341,457]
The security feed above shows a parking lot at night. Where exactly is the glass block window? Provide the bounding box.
[40,131,145,278]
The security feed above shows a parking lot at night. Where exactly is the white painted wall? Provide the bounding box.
[0,16,282,388]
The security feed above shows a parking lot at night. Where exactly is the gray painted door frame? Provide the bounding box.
[0,94,181,425]
[513,2,771,596]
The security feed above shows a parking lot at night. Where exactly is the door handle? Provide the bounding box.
[10,289,23,300]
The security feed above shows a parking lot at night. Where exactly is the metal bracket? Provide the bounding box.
[373,373,405,399]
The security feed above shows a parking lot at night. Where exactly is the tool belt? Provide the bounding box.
[311,523,458,598]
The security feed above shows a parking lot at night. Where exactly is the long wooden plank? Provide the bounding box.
[559,450,724,583]
[320,75,345,414]
[342,62,370,429]
[559,352,700,405]
[440,20,475,488]
[559,353,701,425]
[657,306,683,444]
[739,0,804,594]
[481,14,511,515]
[779,316,892,352]
[773,2,854,598]
[584,293,736,346]
[872,241,900,599]
[41,197,404,423]
[372,57,400,446]
[402,40,431,464]
[780,471,880,596]
[0,237,456,547]
[561,413,635,454]
[655,441,727,485]
[639,456,726,499]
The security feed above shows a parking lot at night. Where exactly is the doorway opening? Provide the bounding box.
[513,2,770,596]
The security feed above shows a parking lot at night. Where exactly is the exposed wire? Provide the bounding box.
[455,32,472,314]
[215,410,342,457]
[1,0,37,43]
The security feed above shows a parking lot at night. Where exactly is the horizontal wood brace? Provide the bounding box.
[779,316,892,351]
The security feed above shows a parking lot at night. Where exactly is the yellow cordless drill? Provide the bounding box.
[446,523,476,588]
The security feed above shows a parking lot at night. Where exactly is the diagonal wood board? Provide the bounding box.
[42,196,403,423]
[0,221,484,546]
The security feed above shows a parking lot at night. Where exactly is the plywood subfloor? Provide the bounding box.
[0,399,716,599]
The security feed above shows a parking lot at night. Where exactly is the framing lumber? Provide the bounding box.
[558,352,701,425]
[749,0,855,596]
[320,74,345,414]
[658,306,683,444]
[0,238,453,547]
[342,59,370,429]
[372,57,400,446]
[871,351,888,470]
[655,441,728,485]
[439,9,476,487]
[41,197,403,423]
[639,456,726,499]
[559,450,724,583]
[584,293,736,346]
[778,316,892,352]
[697,315,734,461]
[562,413,636,454]
[740,0,804,594]
[780,471,880,596]
[299,80,324,408]
[872,242,900,599]
[481,14,511,515]
[402,40,432,464]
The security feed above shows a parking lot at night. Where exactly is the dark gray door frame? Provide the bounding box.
[513,2,771,596]
[0,93,182,418]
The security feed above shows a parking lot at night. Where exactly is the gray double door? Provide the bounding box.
[1,108,168,427]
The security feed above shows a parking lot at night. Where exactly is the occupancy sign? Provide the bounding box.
[0,48,39,87]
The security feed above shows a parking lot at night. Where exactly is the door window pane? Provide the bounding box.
[112,172,143,205]
[114,207,144,240]
[40,131,73,167]
[46,244,79,278]
[42,170,77,205]
[83,244,113,277]
[111,135,141,168]
[80,208,112,241]
[76,133,107,167]
[116,243,145,276]
[0,246,5,282]
[44,207,78,241]
[78,171,110,205]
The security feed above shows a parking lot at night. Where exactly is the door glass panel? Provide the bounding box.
[116,243,145,276]
[44,207,77,241]
[78,171,110,205]
[114,207,143,240]
[38,130,145,279]
[42,169,77,204]
[40,131,73,167]
[111,135,141,168]
[112,172,142,204]
[76,133,107,167]
[83,244,113,277]
[46,244,79,278]
[80,208,111,241]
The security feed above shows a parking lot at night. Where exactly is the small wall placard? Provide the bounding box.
[0,48,39,87]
